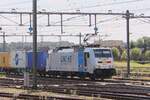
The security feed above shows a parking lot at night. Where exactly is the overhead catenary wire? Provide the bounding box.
[0,11,126,27]
[0,15,19,24]
[0,12,148,33]
[52,15,84,25]
[131,7,150,12]
[60,0,144,11]
[136,18,150,24]
[91,16,121,26]
[23,14,45,25]
[0,0,31,7]
[0,14,85,26]
[0,0,41,7]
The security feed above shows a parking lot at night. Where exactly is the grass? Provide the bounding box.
[114,60,150,75]
[0,72,6,77]
[114,61,150,68]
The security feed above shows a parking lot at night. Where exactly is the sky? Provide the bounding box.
[0,0,150,44]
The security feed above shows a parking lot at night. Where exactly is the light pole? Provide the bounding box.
[126,10,130,78]
[32,0,37,89]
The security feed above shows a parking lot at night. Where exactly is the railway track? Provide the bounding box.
[0,76,150,100]
[0,92,84,100]
[5,74,150,85]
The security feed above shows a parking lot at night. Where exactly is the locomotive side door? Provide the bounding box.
[84,52,90,72]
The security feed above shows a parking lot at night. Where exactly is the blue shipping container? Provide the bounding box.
[26,52,48,71]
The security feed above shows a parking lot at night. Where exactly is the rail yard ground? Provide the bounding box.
[0,75,149,100]
[0,87,99,100]
[0,62,149,99]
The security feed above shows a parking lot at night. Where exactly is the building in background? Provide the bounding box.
[94,40,125,48]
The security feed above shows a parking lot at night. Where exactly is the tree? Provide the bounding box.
[121,49,127,61]
[131,47,141,60]
[136,37,150,52]
[143,36,150,52]
[144,50,150,61]
[136,38,144,48]
[112,47,120,60]
[130,40,136,48]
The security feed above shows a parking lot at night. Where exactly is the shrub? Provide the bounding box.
[131,48,141,60]
[144,50,150,61]
[121,49,127,61]
[112,47,120,60]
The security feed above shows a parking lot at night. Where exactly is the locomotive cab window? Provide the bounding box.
[94,49,111,58]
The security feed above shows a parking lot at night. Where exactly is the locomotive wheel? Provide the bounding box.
[100,78,104,81]
[90,74,96,80]
[80,75,85,80]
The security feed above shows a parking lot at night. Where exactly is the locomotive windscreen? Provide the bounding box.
[94,49,111,58]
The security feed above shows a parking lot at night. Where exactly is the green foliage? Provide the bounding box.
[121,49,127,61]
[143,37,150,51]
[131,47,141,60]
[0,72,5,77]
[114,61,150,68]
[136,38,144,48]
[112,47,120,60]
[144,50,150,61]
[136,37,150,51]
[130,40,136,48]
[130,36,150,61]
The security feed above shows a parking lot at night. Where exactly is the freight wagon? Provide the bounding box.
[0,52,10,69]
[26,51,48,75]
[0,51,26,74]
[0,51,48,75]
[10,51,26,74]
